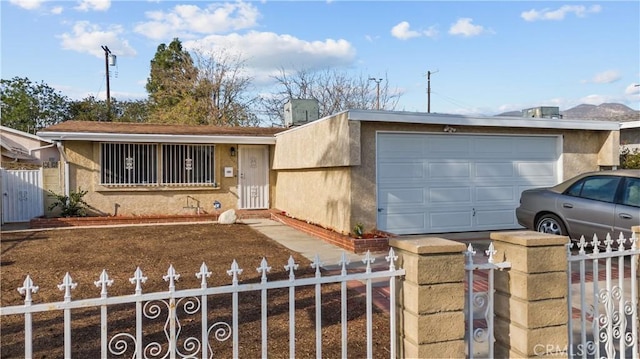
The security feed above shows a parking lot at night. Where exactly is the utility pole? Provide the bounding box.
[427,70,438,113]
[369,77,382,110]
[101,45,112,120]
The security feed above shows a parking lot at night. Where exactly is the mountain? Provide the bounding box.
[497,103,640,121]
[561,103,639,121]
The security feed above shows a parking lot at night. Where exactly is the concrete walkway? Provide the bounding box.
[242,218,391,271]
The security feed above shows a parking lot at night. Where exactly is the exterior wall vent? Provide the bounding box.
[284,99,320,128]
[522,106,562,119]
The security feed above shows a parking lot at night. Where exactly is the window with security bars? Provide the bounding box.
[162,144,215,185]
[100,143,158,185]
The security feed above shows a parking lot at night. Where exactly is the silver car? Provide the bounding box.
[516,169,640,241]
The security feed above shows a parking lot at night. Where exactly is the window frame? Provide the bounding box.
[99,142,217,187]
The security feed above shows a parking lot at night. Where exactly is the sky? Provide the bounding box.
[2,0,639,117]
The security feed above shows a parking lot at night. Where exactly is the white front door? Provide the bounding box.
[376,133,561,235]
[238,145,269,209]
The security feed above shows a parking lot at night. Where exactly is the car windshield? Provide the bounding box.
[565,176,621,203]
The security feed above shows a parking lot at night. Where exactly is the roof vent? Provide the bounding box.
[284,99,320,128]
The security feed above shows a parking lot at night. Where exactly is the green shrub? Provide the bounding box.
[620,147,640,169]
[48,188,89,217]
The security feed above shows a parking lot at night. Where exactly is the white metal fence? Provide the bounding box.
[464,242,511,359]
[0,249,405,358]
[567,232,639,359]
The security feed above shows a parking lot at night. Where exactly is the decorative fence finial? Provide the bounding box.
[17,275,39,304]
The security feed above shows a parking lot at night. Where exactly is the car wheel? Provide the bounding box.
[535,214,567,236]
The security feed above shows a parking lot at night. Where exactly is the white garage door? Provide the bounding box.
[376,133,560,235]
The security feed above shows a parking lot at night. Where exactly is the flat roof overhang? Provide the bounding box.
[36,132,277,145]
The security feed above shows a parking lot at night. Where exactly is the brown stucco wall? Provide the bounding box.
[57,141,255,217]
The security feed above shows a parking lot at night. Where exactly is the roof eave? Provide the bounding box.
[36,132,277,145]
[346,110,621,131]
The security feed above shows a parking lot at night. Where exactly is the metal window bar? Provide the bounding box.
[1,249,404,359]
[567,232,639,359]
[101,143,157,186]
[162,144,214,186]
[464,242,511,359]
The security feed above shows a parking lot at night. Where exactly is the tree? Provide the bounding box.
[145,38,200,124]
[69,96,150,123]
[192,49,259,126]
[259,68,402,126]
[0,77,70,132]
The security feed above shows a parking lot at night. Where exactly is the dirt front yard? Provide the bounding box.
[1,223,391,358]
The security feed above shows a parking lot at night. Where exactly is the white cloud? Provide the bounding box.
[391,21,421,40]
[625,83,640,95]
[58,21,137,58]
[134,2,260,41]
[448,18,491,37]
[184,31,356,81]
[51,6,63,14]
[74,0,110,12]
[591,70,621,84]
[9,0,47,10]
[521,5,602,22]
[391,21,439,40]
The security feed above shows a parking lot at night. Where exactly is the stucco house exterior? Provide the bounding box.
[37,121,285,217]
[36,110,620,237]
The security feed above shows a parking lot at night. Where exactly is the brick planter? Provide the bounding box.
[270,212,391,254]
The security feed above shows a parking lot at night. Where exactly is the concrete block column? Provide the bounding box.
[490,231,569,358]
[389,237,466,358]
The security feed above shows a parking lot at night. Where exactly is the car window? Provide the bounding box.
[620,177,640,207]
[565,176,621,203]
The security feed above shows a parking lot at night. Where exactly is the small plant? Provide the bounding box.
[353,223,364,238]
[620,146,640,169]
[48,188,89,217]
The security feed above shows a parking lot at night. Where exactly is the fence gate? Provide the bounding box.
[567,233,639,359]
[1,169,44,223]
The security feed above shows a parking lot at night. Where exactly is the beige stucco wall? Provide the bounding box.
[54,141,263,217]
[273,113,360,169]
[273,113,359,234]
[274,168,352,234]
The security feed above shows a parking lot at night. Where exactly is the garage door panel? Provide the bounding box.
[379,187,424,205]
[430,211,473,230]
[428,162,471,178]
[474,137,514,156]
[475,186,515,203]
[429,187,472,204]
[378,136,425,158]
[517,138,558,158]
[428,137,470,155]
[377,133,559,234]
[476,208,517,226]
[383,212,427,234]
[475,162,514,178]
[378,162,423,182]
[517,162,555,178]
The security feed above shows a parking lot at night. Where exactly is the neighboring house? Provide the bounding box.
[621,120,640,152]
[1,126,58,169]
[37,121,285,217]
[1,126,61,223]
[37,110,621,237]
